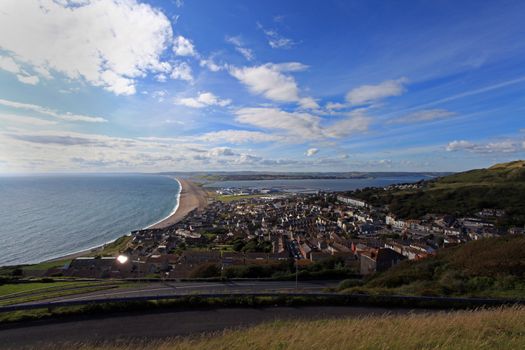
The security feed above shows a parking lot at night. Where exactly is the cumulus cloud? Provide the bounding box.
[0,56,42,85]
[0,98,107,123]
[325,102,346,110]
[324,112,370,138]
[173,35,196,57]
[446,139,524,153]
[235,107,322,139]
[234,107,370,140]
[305,148,318,157]
[16,74,40,85]
[208,147,235,157]
[230,63,303,103]
[199,57,223,72]
[346,78,408,105]
[299,97,320,110]
[0,0,173,95]
[170,61,193,81]
[175,92,231,108]
[390,109,455,124]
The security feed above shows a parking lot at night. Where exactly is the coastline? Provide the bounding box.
[149,178,208,229]
[45,178,208,263]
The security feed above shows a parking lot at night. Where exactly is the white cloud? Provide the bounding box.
[257,23,295,49]
[230,63,301,103]
[208,147,235,157]
[0,56,20,73]
[199,130,282,144]
[152,90,167,102]
[175,92,231,108]
[346,78,408,105]
[235,107,322,139]
[306,148,318,157]
[0,113,57,126]
[199,57,223,72]
[324,112,370,138]
[155,74,167,82]
[0,0,173,95]
[299,97,320,110]
[234,107,370,140]
[173,35,196,57]
[16,74,40,85]
[446,139,523,153]
[226,36,254,61]
[390,109,455,124]
[170,61,193,81]
[0,98,107,123]
[325,102,346,110]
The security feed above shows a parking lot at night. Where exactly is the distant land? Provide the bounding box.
[156,171,451,181]
[349,160,525,227]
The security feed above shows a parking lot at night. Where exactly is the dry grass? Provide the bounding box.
[41,306,525,350]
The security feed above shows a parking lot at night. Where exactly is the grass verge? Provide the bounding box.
[12,306,525,350]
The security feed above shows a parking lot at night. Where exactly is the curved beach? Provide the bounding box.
[149,178,208,229]
[46,178,207,262]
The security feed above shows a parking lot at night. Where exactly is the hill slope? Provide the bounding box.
[347,235,525,298]
[351,160,525,226]
[61,307,525,350]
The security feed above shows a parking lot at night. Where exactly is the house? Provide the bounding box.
[360,248,406,275]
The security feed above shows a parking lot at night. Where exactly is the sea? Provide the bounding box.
[0,175,181,266]
[0,174,429,267]
[204,175,429,192]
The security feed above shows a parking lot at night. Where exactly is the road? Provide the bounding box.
[17,280,339,305]
[0,306,434,349]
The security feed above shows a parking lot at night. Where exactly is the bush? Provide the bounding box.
[338,279,363,290]
[190,263,221,278]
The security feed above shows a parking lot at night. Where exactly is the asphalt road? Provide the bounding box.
[0,306,434,349]
[19,280,339,305]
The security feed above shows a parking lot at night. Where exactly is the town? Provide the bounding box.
[61,185,520,279]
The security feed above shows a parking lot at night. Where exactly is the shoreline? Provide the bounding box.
[45,178,208,263]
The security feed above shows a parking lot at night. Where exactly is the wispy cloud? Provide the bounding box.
[257,22,296,49]
[446,139,525,153]
[389,109,456,124]
[0,98,107,123]
[226,36,254,61]
[346,78,408,105]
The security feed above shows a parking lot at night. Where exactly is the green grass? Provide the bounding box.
[0,281,79,295]
[21,259,72,272]
[26,306,525,350]
[341,235,525,298]
[350,160,525,226]
[0,281,124,306]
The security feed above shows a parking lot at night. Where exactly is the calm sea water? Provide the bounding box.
[0,175,180,266]
[204,176,428,192]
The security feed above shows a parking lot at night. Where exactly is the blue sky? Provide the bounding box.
[0,0,524,173]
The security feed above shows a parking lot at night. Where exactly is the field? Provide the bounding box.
[36,306,525,349]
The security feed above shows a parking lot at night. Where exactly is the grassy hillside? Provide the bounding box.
[343,235,525,298]
[351,160,525,226]
[46,307,525,349]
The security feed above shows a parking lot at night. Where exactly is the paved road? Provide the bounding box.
[18,280,339,305]
[0,306,434,349]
